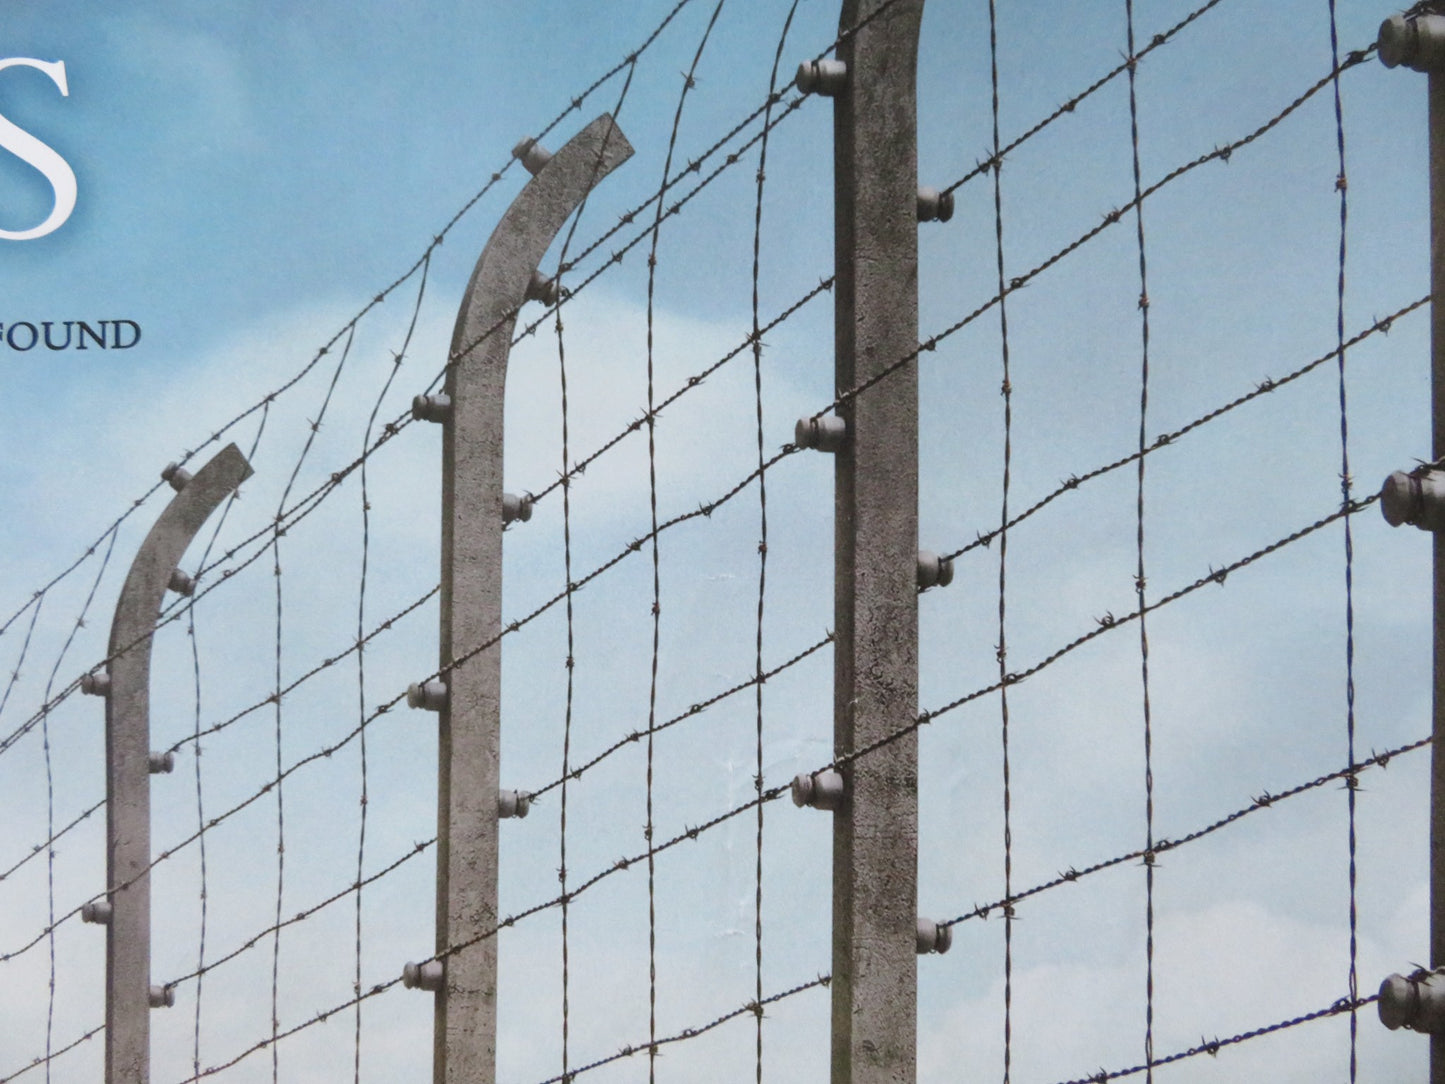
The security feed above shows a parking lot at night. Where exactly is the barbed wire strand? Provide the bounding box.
[549,56,642,1083]
[642,7,727,1073]
[0,590,44,724]
[750,8,799,1079]
[1049,994,1376,1084]
[984,0,1017,1076]
[946,736,1429,929]
[269,319,357,1082]
[945,297,1426,564]
[1323,1,1360,1078]
[531,974,830,1084]
[188,403,271,1078]
[354,252,430,1081]
[35,519,118,1082]
[0,1024,104,1084]
[1120,2,1157,1078]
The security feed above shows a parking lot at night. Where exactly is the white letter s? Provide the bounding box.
[0,58,77,241]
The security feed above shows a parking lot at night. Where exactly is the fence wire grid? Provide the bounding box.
[0,1,1436,1081]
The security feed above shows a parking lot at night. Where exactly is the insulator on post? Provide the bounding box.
[161,462,193,492]
[148,985,175,1009]
[402,959,445,992]
[498,789,532,819]
[917,550,955,590]
[916,918,953,955]
[81,900,112,925]
[502,492,534,525]
[167,569,196,597]
[406,680,448,712]
[917,187,955,223]
[791,769,845,811]
[512,136,553,175]
[80,672,110,697]
[794,415,848,453]
[525,270,559,306]
[411,392,452,424]
[796,58,848,97]
[149,751,176,775]
[1381,469,1445,531]
[1379,970,1445,1032]
[1379,13,1445,72]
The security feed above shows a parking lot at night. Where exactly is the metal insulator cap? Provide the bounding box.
[1379,969,1445,1033]
[168,569,196,597]
[81,900,112,925]
[80,672,111,697]
[411,392,452,424]
[916,918,953,955]
[1379,13,1445,72]
[796,58,848,97]
[525,270,559,306]
[512,137,553,175]
[402,959,445,991]
[161,463,193,492]
[502,493,534,525]
[498,789,532,819]
[149,985,175,1009]
[791,769,845,811]
[406,680,448,712]
[917,550,955,590]
[794,415,848,453]
[149,751,176,774]
[917,187,955,223]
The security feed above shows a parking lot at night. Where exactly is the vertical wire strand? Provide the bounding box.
[0,593,44,722]
[1122,5,1156,1078]
[270,325,356,1080]
[39,524,119,1083]
[986,3,1016,1079]
[190,407,270,1076]
[642,5,727,1074]
[1324,3,1358,1076]
[749,8,800,1078]
[551,65,638,1082]
[354,257,431,1081]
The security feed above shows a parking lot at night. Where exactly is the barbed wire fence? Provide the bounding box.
[0,0,1438,1081]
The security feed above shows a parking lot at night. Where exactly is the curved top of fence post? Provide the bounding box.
[429,114,632,1084]
[103,442,251,1084]
[448,113,634,380]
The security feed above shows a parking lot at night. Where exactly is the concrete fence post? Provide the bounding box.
[803,0,927,1079]
[83,444,252,1083]
[405,114,632,1083]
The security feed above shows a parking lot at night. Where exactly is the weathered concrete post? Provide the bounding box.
[1377,11,1445,1081]
[403,114,632,1083]
[81,444,252,1083]
[799,0,926,1079]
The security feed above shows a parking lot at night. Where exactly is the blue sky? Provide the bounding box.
[0,1,1439,1081]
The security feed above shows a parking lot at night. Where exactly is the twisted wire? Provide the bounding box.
[945,736,1429,929]
[1121,2,1156,1076]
